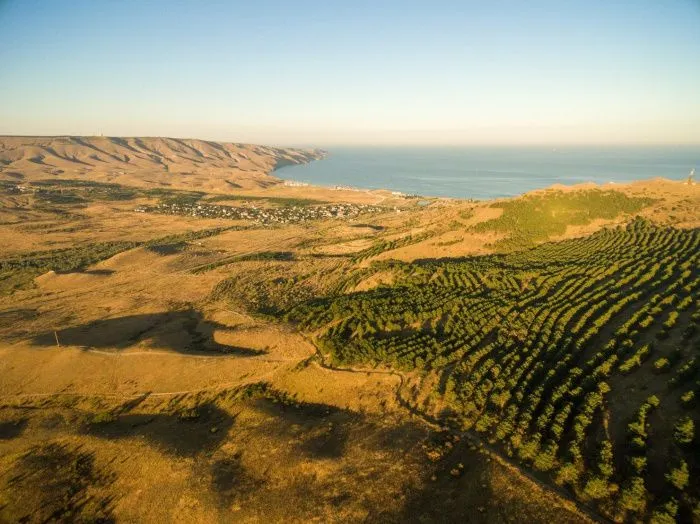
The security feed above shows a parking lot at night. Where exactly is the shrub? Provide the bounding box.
[90,411,116,424]
[650,499,678,524]
[583,476,611,500]
[619,344,651,374]
[680,390,695,407]
[533,444,558,472]
[618,476,646,513]
[665,460,689,490]
[629,455,647,474]
[597,440,614,478]
[673,416,695,445]
[555,462,580,486]
[652,358,670,373]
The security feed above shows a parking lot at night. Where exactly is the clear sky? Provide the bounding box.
[0,0,698,146]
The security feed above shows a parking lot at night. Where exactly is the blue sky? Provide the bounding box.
[0,0,698,146]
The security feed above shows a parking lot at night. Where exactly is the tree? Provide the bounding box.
[652,358,670,373]
[665,460,689,491]
[629,455,646,475]
[618,476,646,513]
[597,440,614,478]
[583,476,611,500]
[533,442,558,472]
[555,462,580,486]
[650,499,678,524]
[680,390,695,407]
[673,416,694,445]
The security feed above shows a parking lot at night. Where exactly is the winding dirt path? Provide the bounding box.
[301,331,605,524]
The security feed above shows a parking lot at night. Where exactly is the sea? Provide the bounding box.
[275,146,699,200]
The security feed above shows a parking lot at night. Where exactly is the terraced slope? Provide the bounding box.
[289,219,700,521]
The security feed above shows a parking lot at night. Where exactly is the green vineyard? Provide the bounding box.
[288,219,700,521]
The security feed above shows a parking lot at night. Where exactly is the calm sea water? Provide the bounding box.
[275,146,699,199]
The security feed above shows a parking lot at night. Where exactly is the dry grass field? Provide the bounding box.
[1,137,698,522]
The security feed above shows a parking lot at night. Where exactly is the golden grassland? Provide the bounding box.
[0,137,698,522]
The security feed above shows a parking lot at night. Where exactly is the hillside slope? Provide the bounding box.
[0,142,697,521]
[0,136,324,192]
[287,218,699,522]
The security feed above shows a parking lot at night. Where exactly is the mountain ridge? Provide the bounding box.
[0,135,325,192]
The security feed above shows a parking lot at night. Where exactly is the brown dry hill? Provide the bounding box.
[0,136,324,192]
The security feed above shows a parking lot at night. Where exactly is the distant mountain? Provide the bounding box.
[0,136,324,191]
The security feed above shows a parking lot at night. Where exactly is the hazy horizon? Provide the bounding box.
[3,135,700,150]
[1,1,699,146]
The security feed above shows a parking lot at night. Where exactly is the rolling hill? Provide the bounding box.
[0,136,324,192]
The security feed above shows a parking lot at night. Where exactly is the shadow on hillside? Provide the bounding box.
[369,434,497,523]
[31,310,265,356]
[56,268,116,276]
[237,389,579,523]
[350,223,385,231]
[215,391,517,520]
[206,452,266,508]
[145,243,187,255]
[367,431,587,524]
[251,396,355,459]
[0,418,28,440]
[82,403,235,457]
[1,442,116,523]
[248,394,427,462]
[0,308,38,328]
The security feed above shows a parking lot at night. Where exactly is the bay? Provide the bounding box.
[275,146,699,199]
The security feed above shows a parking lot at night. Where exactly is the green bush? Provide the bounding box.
[618,476,646,513]
[680,390,695,407]
[90,412,116,424]
[652,357,670,373]
[650,499,678,524]
[666,460,689,490]
[583,476,612,500]
[674,417,695,445]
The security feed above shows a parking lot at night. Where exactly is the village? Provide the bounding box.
[134,200,386,225]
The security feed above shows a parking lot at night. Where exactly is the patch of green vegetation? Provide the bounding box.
[192,251,295,274]
[458,208,475,221]
[210,255,343,318]
[28,180,237,206]
[33,179,123,189]
[232,382,295,403]
[0,227,231,295]
[472,189,654,251]
[144,227,232,249]
[35,191,88,205]
[435,237,464,247]
[0,241,140,294]
[286,218,700,521]
[212,271,316,317]
[144,188,205,206]
[351,231,436,262]
[32,179,139,201]
[90,411,117,424]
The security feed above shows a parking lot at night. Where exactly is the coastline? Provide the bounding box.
[0,135,696,213]
[272,145,698,200]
